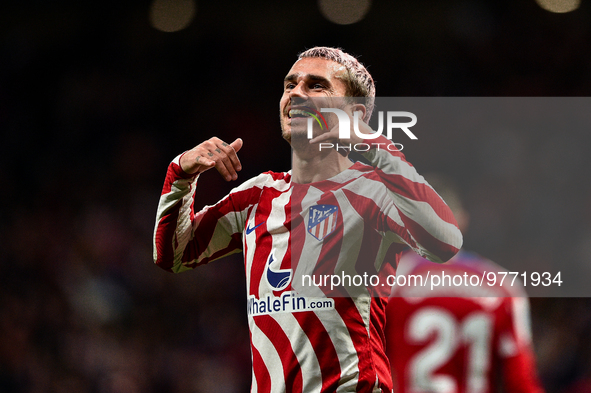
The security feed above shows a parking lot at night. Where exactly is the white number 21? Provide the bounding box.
[406,307,493,393]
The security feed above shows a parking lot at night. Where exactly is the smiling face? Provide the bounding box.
[280,57,349,144]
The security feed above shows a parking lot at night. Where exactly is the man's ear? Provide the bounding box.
[349,103,367,122]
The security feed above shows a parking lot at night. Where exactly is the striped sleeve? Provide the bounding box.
[360,135,463,262]
[153,154,263,273]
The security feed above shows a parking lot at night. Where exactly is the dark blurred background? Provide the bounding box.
[1,0,590,392]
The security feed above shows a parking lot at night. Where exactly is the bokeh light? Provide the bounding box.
[318,0,372,25]
[535,0,580,13]
[149,0,197,32]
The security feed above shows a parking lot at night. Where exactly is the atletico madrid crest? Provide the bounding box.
[307,204,339,241]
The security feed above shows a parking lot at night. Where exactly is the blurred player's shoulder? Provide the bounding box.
[394,249,527,299]
[398,249,499,272]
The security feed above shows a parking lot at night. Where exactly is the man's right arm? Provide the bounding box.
[153,137,247,273]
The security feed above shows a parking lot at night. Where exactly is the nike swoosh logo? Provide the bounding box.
[246,221,265,235]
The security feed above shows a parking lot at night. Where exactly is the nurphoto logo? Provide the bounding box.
[304,104,418,152]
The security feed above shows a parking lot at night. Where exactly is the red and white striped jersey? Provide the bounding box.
[154,136,462,393]
[386,251,545,393]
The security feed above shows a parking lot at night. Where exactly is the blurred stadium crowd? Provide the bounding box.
[1,0,591,392]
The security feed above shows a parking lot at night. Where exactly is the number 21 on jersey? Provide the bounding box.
[406,307,493,393]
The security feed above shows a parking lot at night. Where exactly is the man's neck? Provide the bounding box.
[291,148,354,184]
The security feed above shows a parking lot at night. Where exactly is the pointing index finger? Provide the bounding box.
[218,138,243,173]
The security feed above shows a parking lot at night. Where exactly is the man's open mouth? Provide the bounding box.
[286,106,328,130]
[288,109,312,119]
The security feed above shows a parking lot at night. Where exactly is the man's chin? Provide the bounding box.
[291,135,317,154]
[282,130,291,143]
[282,125,307,142]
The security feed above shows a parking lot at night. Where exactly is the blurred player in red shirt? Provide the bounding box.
[385,175,545,393]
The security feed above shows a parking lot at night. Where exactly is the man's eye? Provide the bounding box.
[285,83,296,90]
[312,83,325,89]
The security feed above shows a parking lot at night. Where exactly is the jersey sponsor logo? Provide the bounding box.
[245,221,265,235]
[307,204,338,241]
[265,253,292,291]
[247,292,335,317]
